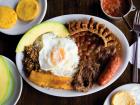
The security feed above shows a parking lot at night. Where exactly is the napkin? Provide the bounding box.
[129,37,140,69]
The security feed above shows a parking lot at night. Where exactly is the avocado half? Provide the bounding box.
[0,55,14,105]
[16,21,70,52]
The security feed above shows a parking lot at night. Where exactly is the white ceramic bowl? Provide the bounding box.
[0,0,47,35]
[16,14,130,97]
[104,83,140,105]
[2,56,23,105]
[100,0,136,20]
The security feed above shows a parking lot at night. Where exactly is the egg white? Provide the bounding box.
[39,33,79,77]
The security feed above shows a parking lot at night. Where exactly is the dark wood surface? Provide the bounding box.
[0,0,140,105]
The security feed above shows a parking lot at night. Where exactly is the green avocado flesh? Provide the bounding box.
[0,55,14,105]
[16,21,70,52]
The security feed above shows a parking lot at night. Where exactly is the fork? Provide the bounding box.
[133,10,140,82]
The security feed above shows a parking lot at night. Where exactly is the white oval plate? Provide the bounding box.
[104,83,140,105]
[16,14,130,97]
[2,56,23,105]
[0,0,47,35]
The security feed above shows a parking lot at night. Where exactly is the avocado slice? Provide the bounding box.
[0,55,14,105]
[16,21,70,52]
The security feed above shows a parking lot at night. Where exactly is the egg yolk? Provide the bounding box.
[50,47,65,65]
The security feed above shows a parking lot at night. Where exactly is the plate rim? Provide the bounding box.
[16,14,130,97]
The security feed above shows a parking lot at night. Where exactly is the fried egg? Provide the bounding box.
[39,33,79,77]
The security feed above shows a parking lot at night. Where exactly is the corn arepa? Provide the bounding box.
[16,0,40,21]
[0,6,17,28]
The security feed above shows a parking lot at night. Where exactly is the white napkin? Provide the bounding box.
[129,37,140,69]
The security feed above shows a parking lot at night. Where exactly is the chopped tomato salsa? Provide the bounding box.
[102,0,129,17]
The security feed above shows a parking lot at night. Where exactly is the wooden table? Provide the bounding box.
[0,0,140,105]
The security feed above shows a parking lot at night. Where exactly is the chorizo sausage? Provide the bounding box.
[98,55,122,85]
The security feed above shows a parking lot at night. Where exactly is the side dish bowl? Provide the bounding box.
[104,83,140,105]
[16,14,129,97]
[1,56,23,105]
[0,0,47,35]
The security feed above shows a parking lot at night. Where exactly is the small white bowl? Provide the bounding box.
[1,55,23,105]
[16,14,130,97]
[0,0,47,35]
[100,0,136,20]
[104,83,140,105]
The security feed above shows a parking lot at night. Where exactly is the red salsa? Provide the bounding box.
[102,0,130,17]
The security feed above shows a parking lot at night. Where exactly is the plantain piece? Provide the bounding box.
[0,6,17,29]
[16,0,40,22]
[67,17,118,47]
[29,71,73,90]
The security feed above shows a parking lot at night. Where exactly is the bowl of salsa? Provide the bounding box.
[100,0,135,19]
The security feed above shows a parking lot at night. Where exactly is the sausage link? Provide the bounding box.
[98,55,122,85]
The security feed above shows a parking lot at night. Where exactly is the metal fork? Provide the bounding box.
[133,10,140,82]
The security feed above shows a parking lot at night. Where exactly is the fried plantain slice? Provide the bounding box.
[29,71,73,90]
